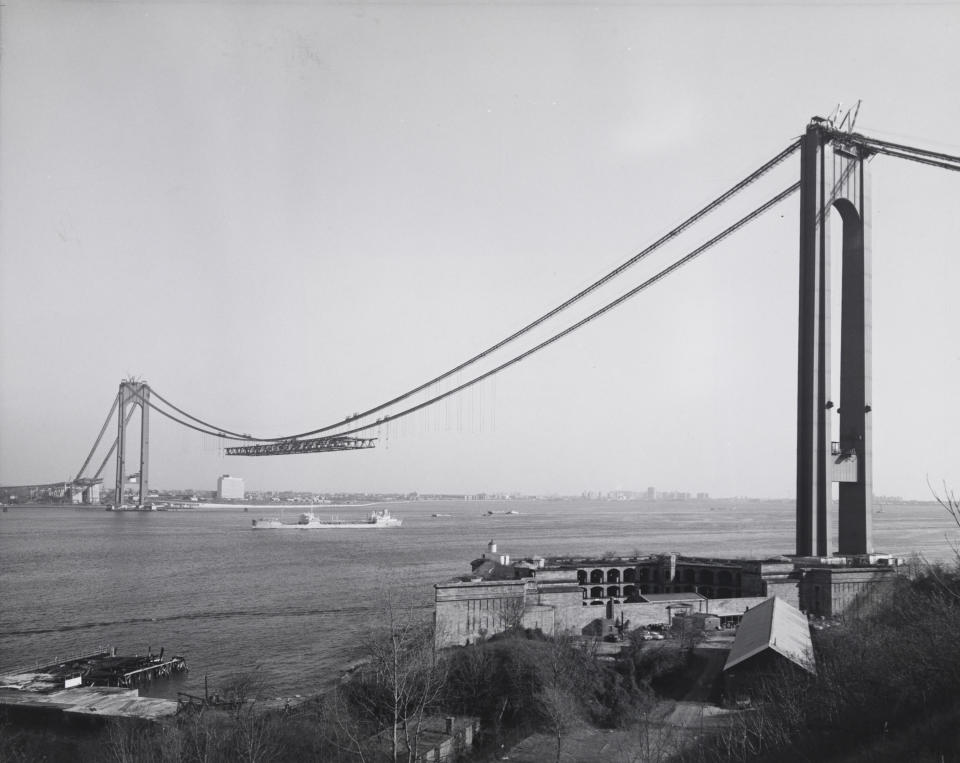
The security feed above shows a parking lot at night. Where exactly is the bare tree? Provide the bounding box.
[924,479,960,599]
[218,670,268,720]
[613,706,679,763]
[229,711,287,763]
[179,711,227,763]
[535,635,588,763]
[316,686,371,763]
[349,600,448,762]
[493,593,527,634]
[539,682,580,763]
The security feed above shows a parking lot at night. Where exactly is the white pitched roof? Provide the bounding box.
[723,597,815,673]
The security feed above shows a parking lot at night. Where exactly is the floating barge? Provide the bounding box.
[0,647,186,724]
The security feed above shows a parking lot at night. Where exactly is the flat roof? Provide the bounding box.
[639,592,707,602]
[539,585,584,594]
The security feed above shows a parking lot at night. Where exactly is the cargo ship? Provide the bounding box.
[251,507,401,529]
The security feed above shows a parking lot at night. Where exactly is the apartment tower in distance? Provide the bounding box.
[217,475,245,500]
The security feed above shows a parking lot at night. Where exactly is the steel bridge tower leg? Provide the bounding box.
[138,385,150,506]
[114,381,151,507]
[796,122,873,557]
[115,387,126,506]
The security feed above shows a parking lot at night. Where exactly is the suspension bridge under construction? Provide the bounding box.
[4,113,958,559]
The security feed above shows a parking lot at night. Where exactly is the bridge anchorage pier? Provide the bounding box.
[796,118,873,557]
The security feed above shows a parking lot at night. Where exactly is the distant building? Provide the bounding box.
[217,475,244,500]
[434,541,905,648]
[675,611,722,631]
[434,541,771,647]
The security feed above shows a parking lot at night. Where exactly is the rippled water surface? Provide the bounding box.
[1,499,954,699]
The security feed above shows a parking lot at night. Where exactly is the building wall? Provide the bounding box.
[435,580,532,646]
[435,572,771,647]
[548,596,770,636]
[520,604,556,633]
[574,556,749,602]
[437,545,905,647]
[799,567,897,617]
[764,578,801,608]
[217,476,244,500]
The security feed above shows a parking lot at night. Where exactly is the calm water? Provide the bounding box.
[0,498,955,700]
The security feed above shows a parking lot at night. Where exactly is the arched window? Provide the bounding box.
[577,570,587,585]
[607,568,620,583]
[623,568,636,583]
[590,569,604,585]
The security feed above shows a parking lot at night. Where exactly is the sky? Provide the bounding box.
[1,0,958,500]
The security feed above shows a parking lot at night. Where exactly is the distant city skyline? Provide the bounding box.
[1,2,957,501]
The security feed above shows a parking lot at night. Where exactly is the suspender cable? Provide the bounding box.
[325,182,801,439]
[133,396,255,441]
[142,183,799,444]
[148,140,802,443]
[147,387,255,440]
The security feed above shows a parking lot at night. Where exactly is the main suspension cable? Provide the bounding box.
[149,140,802,443]
[325,182,801,439]
[148,387,254,440]
[831,129,960,172]
[136,397,252,441]
[850,133,960,166]
[862,145,960,173]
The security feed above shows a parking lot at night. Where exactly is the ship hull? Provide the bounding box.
[251,508,401,530]
[251,520,401,529]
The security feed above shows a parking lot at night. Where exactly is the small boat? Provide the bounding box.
[432,513,451,518]
[252,507,401,530]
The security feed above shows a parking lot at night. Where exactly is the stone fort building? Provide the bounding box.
[434,540,903,647]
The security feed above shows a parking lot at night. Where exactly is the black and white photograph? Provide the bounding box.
[1,1,958,760]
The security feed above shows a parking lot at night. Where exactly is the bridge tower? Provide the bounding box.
[796,119,873,557]
[114,381,150,506]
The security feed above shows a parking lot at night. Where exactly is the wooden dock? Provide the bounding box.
[0,685,178,722]
[0,646,186,724]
